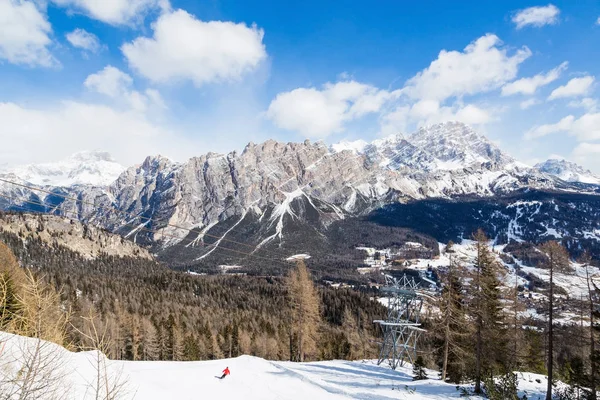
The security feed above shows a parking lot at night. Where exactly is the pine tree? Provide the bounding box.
[469,230,508,394]
[413,356,428,381]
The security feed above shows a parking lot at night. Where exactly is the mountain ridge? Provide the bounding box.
[1,122,598,266]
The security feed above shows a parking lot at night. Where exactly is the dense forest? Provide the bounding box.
[2,214,600,399]
[0,227,385,363]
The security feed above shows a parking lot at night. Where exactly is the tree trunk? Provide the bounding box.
[475,316,482,393]
[587,264,597,400]
[546,254,554,400]
[441,318,450,381]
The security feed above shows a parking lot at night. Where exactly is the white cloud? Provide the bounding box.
[84,65,166,112]
[501,62,567,96]
[403,34,531,102]
[0,101,187,167]
[266,81,396,138]
[65,28,101,53]
[569,113,600,141]
[548,76,595,100]
[568,97,598,112]
[597,16,600,25]
[51,0,168,25]
[520,98,540,109]
[512,4,560,29]
[84,65,133,97]
[379,101,492,136]
[525,112,600,141]
[525,115,575,139]
[0,0,56,67]
[122,9,267,86]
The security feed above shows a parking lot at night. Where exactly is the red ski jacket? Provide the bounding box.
[223,367,230,376]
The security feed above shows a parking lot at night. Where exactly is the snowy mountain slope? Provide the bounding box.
[535,158,600,185]
[0,122,597,262]
[1,151,125,187]
[0,331,561,400]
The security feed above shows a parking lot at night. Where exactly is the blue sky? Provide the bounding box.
[1,0,599,172]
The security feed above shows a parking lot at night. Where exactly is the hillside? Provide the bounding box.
[0,331,560,400]
[2,122,598,274]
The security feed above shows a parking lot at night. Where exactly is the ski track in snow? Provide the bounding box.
[0,331,565,400]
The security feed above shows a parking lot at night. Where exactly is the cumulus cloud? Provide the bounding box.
[520,98,541,109]
[122,9,266,86]
[65,28,101,53]
[380,101,492,136]
[84,65,166,112]
[0,0,56,67]
[501,62,567,96]
[512,4,560,29]
[402,34,531,102]
[84,66,133,97]
[266,81,396,138]
[51,0,168,25]
[525,112,600,141]
[548,76,595,100]
[525,115,574,139]
[568,98,598,112]
[0,100,188,167]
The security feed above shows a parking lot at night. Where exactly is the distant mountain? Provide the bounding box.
[535,158,600,185]
[0,151,125,187]
[1,121,599,271]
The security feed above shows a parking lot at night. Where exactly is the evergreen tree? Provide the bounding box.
[469,230,508,394]
[413,356,428,381]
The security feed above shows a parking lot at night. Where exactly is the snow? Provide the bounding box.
[535,158,600,185]
[286,254,311,261]
[1,151,125,187]
[0,331,563,400]
[330,140,368,154]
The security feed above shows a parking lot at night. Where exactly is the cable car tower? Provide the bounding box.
[374,274,426,370]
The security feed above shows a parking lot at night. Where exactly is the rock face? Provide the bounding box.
[0,213,153,260]
[0,122,598,266]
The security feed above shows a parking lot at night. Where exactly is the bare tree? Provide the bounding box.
[539,241,570,400]
[287,261,320,362]
[0,270,71,400]
[581,251,598,400]
[71,310,132,400]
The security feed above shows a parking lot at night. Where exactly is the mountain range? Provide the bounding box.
[1,121,599,273]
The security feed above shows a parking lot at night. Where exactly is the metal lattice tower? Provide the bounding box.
[374,274,425,370]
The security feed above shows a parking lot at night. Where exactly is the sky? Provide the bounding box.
[1,0,599,172]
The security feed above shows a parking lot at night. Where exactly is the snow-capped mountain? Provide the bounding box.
[354,121,513,172]
[0,122,598,266]
[1,151,125,187]
[535,158,600,185]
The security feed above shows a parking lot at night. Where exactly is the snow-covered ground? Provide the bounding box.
[371,240,600,326]
[0,331,562,399]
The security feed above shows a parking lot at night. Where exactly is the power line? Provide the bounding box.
[0,177,293,260]
[0,154,372,274]
[0,192,293,267]
[0,192,365,276]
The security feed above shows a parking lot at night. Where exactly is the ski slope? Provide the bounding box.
[0,331,561,400]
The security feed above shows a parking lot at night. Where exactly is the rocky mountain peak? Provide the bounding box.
[535,158,600,184]
[409,121,513,168]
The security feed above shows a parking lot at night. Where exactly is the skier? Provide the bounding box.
[219,367,230,380]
